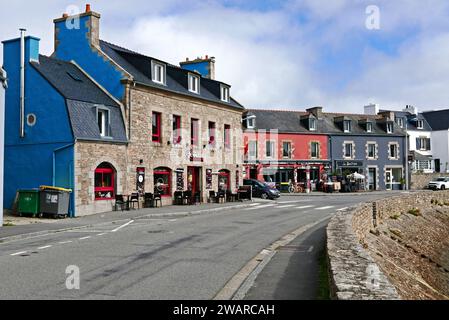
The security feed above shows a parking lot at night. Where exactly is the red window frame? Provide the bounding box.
[208,121,216,147]
[154,169,172,197]
[224,124,231,149]
[95,167,115,200]
[191,118,199,146]
[173,115,182,144]
[152,112,162,143]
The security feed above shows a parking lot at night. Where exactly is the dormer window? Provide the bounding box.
[247,117,256,129]
[396,117,404,128]
[417,120,424,129]
[366,122,373,133]
[221,85,230,102]
[309,118,317,131]
[386,122,394,134]
[97,107,110,137]
[152,61,166,85]
[188,73,200,94]
[343,120,352,133]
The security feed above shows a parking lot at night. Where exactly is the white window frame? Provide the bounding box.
[367,143,376,159]
[311,142,320,159]
[282,141,292,159]
[366,122,373,133]
[417,120,424,129]
[344,143,353,159]
[389,143,399,160]
[247,117,255,129]
[266,140,275,158]
[343,120,352,133]
[248,141,258,160]
[152,61,166,85]
[96,107,110,138]
[387,122,394,134]
[188,73,200,94]
[396,117,404,128]
[221,85,230,102]
[309,118,317,131]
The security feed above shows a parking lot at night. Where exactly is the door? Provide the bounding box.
[368,168,376,191]
[219,170,230,191]
[435,159,441,173]
[188,167,202,194]
[385,169,392,191]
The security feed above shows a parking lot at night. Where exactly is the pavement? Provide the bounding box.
[0,193,394,300]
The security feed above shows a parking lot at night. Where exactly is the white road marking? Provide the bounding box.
[277,205,295,209]
[315,206,335,210]
[10,251,27,256]
[58,241,73,245]
[296,205,314,209]
[308,246,314,253]
[79,236,92,240]
[97,233,107,236]
[337,207,349,212]
[37,245,52,250]
[169,219,178,222]
[277,200,311,204]
[111,220,134,233]
[244,204,276,211]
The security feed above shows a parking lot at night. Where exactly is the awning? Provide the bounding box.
[411,151,432,161]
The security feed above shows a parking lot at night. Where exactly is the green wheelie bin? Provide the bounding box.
[18,189,41,217]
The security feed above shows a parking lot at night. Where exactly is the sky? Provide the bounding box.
[1,0,449,113]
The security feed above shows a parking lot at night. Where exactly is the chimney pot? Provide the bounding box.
[86,4,91,12]
[205,55,209,59]
[62,13,69,18]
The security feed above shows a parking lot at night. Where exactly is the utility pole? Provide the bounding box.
[0,66,7,228]
[405,121,409,191]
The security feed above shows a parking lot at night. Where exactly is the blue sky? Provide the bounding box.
[1,0,449,113]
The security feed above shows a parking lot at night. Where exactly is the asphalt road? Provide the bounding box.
[0,194,389,300]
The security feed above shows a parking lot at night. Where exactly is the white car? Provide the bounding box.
[428,177,449,190]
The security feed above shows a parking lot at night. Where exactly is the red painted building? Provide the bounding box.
[243,108,331,192]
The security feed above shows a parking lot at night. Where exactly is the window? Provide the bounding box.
[392,168,403,183]
[416,137,431,151]
[172,115,181,145]
[415,160,431,171]
[208,121,216,147]
[344,143,353,158]
[191,119,199,146]
[282,141,292,158]
[95,163,115,200]
[97,108,110,137]
[221,85,230,102]
[386,122,394,134]
[247,117,255,129]
[152,61,166,85]
[154,168,172,197]
[188,73,200,94]
[248,141,258,159]
[311,142,320,159]
[366,122,373,133]
[389,143,399,159]
[266,140,275,158]
[396,117,404,128]
[367,143,376,159]
[224,124,231,149]
[152,112,162,143]
[344,120,352,133]
[309,118,317,131]
[417,120,424,129]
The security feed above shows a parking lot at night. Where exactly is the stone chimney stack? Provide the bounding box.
[180,56,216,80]
[306,106,323,119]
[364,103,380,115]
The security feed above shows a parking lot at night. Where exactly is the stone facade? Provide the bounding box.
[410,172,444,190]
[328,191,449,300]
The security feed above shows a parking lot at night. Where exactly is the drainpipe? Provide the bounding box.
[19,29,26,139]
[128,81,135,141]
[0,67,7,228]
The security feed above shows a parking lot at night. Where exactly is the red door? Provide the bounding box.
[188,167,201,193]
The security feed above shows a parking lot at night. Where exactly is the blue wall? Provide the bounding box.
[330,135,406,190]
[181,61,210,78]
[2,37,76,215]
[53,15,125,100]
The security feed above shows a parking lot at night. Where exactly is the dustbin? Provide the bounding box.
[18,189,40,217]
[39,186,72,218]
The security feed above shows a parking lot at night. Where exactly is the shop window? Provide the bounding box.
[172,115,182,145]
[392,168,403,183]
[224,124,231,149]
[209,122,216,147]
[191,118,199,146]
[95,163,115,200]
[154,168,172,197]
[152,112,162,143]
[219,170,231,191]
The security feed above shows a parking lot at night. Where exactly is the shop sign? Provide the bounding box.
[176,169,184,191]
[136,167,145,195]
[336,160,364,167]
[206,169,213,190]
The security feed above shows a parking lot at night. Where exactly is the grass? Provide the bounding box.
[317,248,331,300]
[407,208,422,217]
[2,221,15,227]
[390,214,401,220]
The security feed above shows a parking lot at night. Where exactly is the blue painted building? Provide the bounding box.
[2,35,127,217]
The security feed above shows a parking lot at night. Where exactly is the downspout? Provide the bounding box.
[128,81,135,141]
[19,28,26,138]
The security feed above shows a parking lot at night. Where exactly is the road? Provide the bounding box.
[0,194,389,300]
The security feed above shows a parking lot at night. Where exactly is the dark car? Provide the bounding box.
[243,179,281,200]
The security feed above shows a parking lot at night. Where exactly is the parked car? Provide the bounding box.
[428,177,449,190]
[243,179,281,200]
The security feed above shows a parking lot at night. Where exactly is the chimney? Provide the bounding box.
[53,4,101,52]
[378,111,395,121]
[306,106,323,119]
[364,103,379,115]
[403,105,418,115]
[180,56,216,80]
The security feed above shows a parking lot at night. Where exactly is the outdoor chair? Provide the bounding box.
[129,193,140,210]
[154,193,162,208]
[217,190,226,204]
[114,194,128,211]
[144,193,154,208]
[208,191,218,203]
[174,191,184,205]
[183,191,193,205]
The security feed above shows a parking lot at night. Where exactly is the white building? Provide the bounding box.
[423,109,449,174]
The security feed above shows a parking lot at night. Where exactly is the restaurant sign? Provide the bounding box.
[336,160,364,167]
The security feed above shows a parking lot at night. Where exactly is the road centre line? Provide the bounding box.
[10,251,27,256]
[111,220,135,233]
[37,245,52,250]
[296,205,314,209]
[277,205,295,209]
[315,206,335,210]
[79,236,92,240]
[58,241,73,244]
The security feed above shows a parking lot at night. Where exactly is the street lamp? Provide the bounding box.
[0,67,7,228]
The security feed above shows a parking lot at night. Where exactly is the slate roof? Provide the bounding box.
[380,109,432,131]
[31,55,127,143]
[99,40,244,110]
[245,109,406,136]
[422,109,449,131]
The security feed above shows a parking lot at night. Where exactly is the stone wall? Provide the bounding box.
[328,191,449,300]
[411,173,443,190]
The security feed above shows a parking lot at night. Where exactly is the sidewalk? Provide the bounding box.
[280,190,411,196]
[0,201,256,243]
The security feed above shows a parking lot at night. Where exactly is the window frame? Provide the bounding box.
[417,120,424,129]
[152,112,162,143]
[224,124,231,149]
[344,143,353,159]
[151,60,166,85]
[191,118,200,147]
[309,118,317,131]
[220,85,230,102]
[172,115,182,145]
[396,117,404,128]
[188,73,200,94]
[389,143,399,159]
[366,122,373,133]
[96,107,110,138]
[343,120,352,133]
[367,143,376,159]
[248,140,258,159]
[208,121,216,147]
[282,141,292,159]
[266,140,275,158]
[94,166,115,201]
[311,142,320,159]
[154,168,172,198]
[386,122,394,134]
